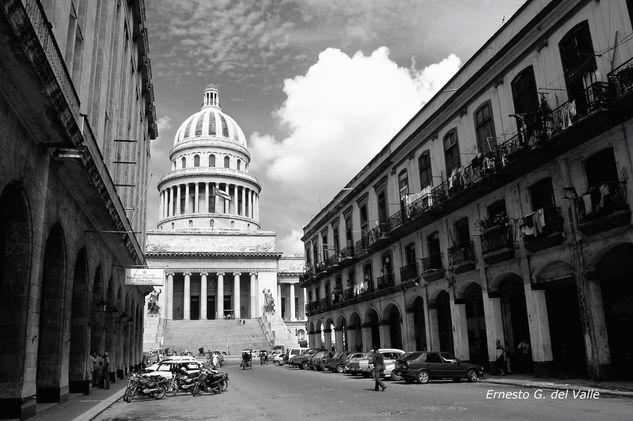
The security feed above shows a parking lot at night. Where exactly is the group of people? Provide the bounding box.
[496,339,531,375]
[90,352,111,389]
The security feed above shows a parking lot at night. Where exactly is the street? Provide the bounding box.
[97,359,633,421]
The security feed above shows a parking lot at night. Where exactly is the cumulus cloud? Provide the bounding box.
[250,47,460,252]
[150,116,173,159]
[277,229,305,255]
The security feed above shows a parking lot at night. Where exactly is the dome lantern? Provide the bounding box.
[203,82,220,109]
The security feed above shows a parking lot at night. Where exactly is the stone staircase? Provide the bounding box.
[260,314,299,349]
[161,319,270,355]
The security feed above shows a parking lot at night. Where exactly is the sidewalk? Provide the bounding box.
[481,373,633,398]
[25,381,126,421]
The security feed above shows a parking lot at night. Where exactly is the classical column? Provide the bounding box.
[176,185,181,215]
[185,183,190,214]
[217,273,225,319]
[289,283,296,321]
[184,272,191,320]
[277,284,282,319]
[241,187,246,216]
[206,182,211,213]
[334,328,344,352]
[483,293,505,373]
[250,191,254,218]
[323,328,332,351]
[449,290,470,361]
[222,184,228,214]
[302,288,307,319]
[200,273,208,320]
[232,185,238,214]
[254,194,258,220]
[361,325,373,352]
[249,273,258,318]
[167,188,172,217]
[166,273,174,319]
[233,273,241,318]
[195,182,200,213]
[159,191,164,219]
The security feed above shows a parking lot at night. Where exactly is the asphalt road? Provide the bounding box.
[97,359,633,421]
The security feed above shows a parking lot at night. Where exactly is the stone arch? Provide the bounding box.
[593,242,633,379]
[382,302,403,350]
[348,311,363,352]
[37,223,68,402]
[90,267,104,354]
[533,260,575,285]
[411,295,426,351]
[335,314,348,352]
[69,248,91,394]
[0,183,32,409]
[434,289,453,354]
[364,308,380,350]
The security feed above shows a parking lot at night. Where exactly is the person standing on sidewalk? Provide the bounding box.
[96,353,104,387]
[90,352,98,387]
[495,340,506,376]
[102,352,111,389]
[370,346,387,392]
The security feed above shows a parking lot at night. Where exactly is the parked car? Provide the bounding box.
[326,351,349,373]
[393,351,484,383]
[271,351,285,366]
[144,356,198,373]
[366,349,406,380]
[143,360,203,380]
[284,347,308,364]
[289,349,317,369]
[345,352,368,375]
[310,350,335,371]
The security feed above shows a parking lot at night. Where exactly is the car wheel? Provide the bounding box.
[391,371,403,382]
[274,361,280,366]
[416,370,430,384]
[467,369,479,383]
[301,362,308,370]
[336,365,344,374]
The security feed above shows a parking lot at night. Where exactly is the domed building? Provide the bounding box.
[144,83,307,354]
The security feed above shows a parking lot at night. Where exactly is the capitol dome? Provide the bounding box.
[156,82,261,232]
[173,85,247,147]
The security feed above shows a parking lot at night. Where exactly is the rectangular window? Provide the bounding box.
[474,102,496,156]
[377,190,387,225]
[332,225,340,254]
[344,214,353,248]
[443,129,460,174]
[454,218,470,245]
[529,178,555,210]
[559,21,597,115]
[360,204,368,235]
[418,151,432,189]
[398,170,409,199]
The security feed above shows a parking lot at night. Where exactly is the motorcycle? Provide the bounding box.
[164,367,201,396]
[191,367,229,395]
[240,353,253,370]
[123,373,167,402]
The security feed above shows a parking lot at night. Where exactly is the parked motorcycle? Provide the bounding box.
[164,367,201,396]
[123,373,167,402]
[191,368,229,395]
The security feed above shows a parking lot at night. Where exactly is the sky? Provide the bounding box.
[144,0,525,255]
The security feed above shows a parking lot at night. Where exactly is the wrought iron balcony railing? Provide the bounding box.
[421,253,443,271]
[575,181,629,223]
[376,273,395,290]
[481,225,514,255]
[609,56,633,100]
[399,263,418,282]
[448,240,476,267]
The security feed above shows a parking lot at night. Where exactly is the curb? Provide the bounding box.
[70,391,124,421]
[480,379,633,398]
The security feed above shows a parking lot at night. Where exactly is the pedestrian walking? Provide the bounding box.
[90,352,98,387]
[495,340,506,376]
[102,352,110,389]
[370,346,387,392]
[504,341,512,374]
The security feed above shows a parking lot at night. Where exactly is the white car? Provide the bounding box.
[271,352,285,366]
[144,357,200,378]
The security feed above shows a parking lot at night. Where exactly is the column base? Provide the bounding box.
[116,369,124,379]
[69,379,91,395]
[0,395,36,419]
[36,386,69,403]
[533,361,555,378]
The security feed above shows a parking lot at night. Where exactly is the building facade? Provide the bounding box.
[0,0,157,418]
[145,83,306,352]
[301,0,633,381]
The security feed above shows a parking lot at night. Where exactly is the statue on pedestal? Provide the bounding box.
[262,288,275,314]
[147,288,161,315]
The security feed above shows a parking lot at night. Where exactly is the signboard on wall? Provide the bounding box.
[125,268,164,286]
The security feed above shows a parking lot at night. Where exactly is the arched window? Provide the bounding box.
[209,154,216,167]
[172,160,176,170]
[237,159,241,171]
[193,155,200,167]
[181,157,186,168]
[224,156,230,168]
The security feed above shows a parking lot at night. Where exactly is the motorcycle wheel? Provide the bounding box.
[191,384,200,396]
[220,379,229,392]
[164,380,178,397]
[152,384,166,400]
[123,385,135,403]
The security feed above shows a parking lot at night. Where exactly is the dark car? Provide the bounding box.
[311,350,334,371]
[326,351,348,373]
[394,351,484,384]
[289,349,317,369]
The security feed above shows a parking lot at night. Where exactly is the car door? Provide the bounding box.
[423,352,447,377]
[440,352,460,376]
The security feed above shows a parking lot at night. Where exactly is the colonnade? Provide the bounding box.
[160,182,258,219]
[164,271,259,320]
[277,282,308,321]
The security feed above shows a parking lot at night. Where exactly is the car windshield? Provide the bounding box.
[440,352,457,361]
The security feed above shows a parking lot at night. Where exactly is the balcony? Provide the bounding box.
[447,240,476,274]
[576,181,631,236]
[355,236,369,257]
[521,207,565,252]
[480,224,515,264]
[609,56,633,101]
[421,253,445,282]
[400,263,418,282]
[367,223,390,248]
[376,273,395,291]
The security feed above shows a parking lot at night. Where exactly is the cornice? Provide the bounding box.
[146,251,283,258]
[158,168,261,190]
